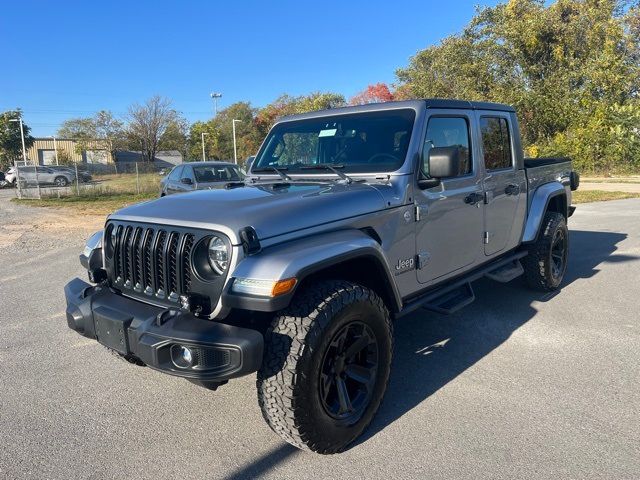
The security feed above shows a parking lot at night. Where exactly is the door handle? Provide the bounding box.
[505,184,520,195]
[464,192,484,205]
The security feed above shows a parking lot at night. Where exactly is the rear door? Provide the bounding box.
[415,112,484,284]
[478,114,524,256]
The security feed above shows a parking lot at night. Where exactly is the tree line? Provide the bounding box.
[2,0,638,173]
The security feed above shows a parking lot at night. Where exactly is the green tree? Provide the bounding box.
[58,110,127,160]
[396,0,640,173]
[0,110,35,170]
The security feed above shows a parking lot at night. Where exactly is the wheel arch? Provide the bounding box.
[222,229,402,313]
[522,182,568,243]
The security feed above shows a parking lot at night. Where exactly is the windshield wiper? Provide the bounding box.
[252,166,292,182]
[300,164,354,184]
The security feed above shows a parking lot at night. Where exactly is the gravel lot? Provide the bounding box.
[1,191,639,479]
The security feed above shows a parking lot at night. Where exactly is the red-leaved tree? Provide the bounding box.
[349,83,395,105]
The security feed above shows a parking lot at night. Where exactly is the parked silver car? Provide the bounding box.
[159,161,244,196]
[16,166,76,187]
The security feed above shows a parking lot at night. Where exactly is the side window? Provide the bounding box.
[480,117,512,170]
[182,166,195,181]
[168,166,183,181]
[422,117,471,177]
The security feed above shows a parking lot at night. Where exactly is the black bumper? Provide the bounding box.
[64,278,263,382]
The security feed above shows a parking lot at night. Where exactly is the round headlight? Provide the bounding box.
[207,235,229,274]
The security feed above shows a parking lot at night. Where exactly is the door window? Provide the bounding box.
[422,117,471,176]
[168,166,183,181]
[480,117,512,170]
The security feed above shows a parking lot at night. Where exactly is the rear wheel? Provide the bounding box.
[522,212,568,291]
[257,280,393,454]
[54,176,68,187]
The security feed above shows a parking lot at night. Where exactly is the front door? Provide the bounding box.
[415,113,485,284]
[478,114,523,256]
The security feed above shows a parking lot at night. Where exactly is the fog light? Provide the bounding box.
[171,344,195,369]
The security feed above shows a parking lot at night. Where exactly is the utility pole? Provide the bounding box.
[201,131,208,161]
[232,119,241,164]
[210,92,222,116]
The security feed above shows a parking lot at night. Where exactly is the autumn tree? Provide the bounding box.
[255,92,346,138]
[396,0,640,173]
[349,83,395,105]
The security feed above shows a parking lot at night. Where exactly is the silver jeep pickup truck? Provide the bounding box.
[64,99,579,454]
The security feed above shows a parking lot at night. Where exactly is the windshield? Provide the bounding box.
[193,164,243,182]
[253,109,415,173]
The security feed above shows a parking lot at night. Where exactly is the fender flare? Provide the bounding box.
[522,182,567,243]
[222,229,402,312]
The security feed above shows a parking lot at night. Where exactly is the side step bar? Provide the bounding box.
[485,260,524,283]
[421,282,475,315]
[398,250,528,318]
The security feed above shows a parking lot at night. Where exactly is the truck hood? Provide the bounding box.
[110,182,387,243]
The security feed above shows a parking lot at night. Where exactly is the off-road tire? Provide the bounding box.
[522,212,568,291]
[257,280,393,454]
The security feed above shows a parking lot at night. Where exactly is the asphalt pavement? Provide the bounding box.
[0,195,638,479]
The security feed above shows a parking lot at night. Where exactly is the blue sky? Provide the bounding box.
[1,0,498,136]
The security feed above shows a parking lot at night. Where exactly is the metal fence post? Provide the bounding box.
[34,162,42,199]
[14,160,22,199]
[75,162,80,196]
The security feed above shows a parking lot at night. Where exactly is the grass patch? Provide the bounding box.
[13,191,157,215]
[92,172,161,193]
[572,190,640,203]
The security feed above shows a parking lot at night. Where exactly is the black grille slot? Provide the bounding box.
[181,234,195,293]
[167,233,179,296]
[114,225,123,280]
[131,227,143,289]
[155,230,167,295]
[121,226,133,285]
[143,229,154,290]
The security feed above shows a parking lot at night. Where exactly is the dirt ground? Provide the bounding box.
[0,190,105,252]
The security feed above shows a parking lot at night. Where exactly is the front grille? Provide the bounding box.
[107,223,196,303]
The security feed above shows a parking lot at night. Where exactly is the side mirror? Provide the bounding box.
[418,146,463,189]
[180,177,193,185]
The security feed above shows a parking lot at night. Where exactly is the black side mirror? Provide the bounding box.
[180,177,193,185]
[418,146,463,189]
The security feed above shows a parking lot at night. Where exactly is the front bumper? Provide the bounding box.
[64,278,263,382]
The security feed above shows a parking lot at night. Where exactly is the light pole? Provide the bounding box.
[232,119,241,164]
[210,92,222,116]
[8,117,31,198]
[51,136,59,165]
[201,131,208,162]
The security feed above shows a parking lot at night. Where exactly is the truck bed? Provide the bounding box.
[524,157,571,168]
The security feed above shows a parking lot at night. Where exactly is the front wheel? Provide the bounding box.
[522,212,569,291]
[257,280,393,454]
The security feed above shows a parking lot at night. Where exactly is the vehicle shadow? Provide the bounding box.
[355,229,637,447]
[219,230,636,478]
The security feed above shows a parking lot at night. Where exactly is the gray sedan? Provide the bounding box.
[160,161,244,196]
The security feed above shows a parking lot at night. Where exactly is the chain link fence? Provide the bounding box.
[9,161,165,200]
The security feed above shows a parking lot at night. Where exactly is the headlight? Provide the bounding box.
[207,235,229,274]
